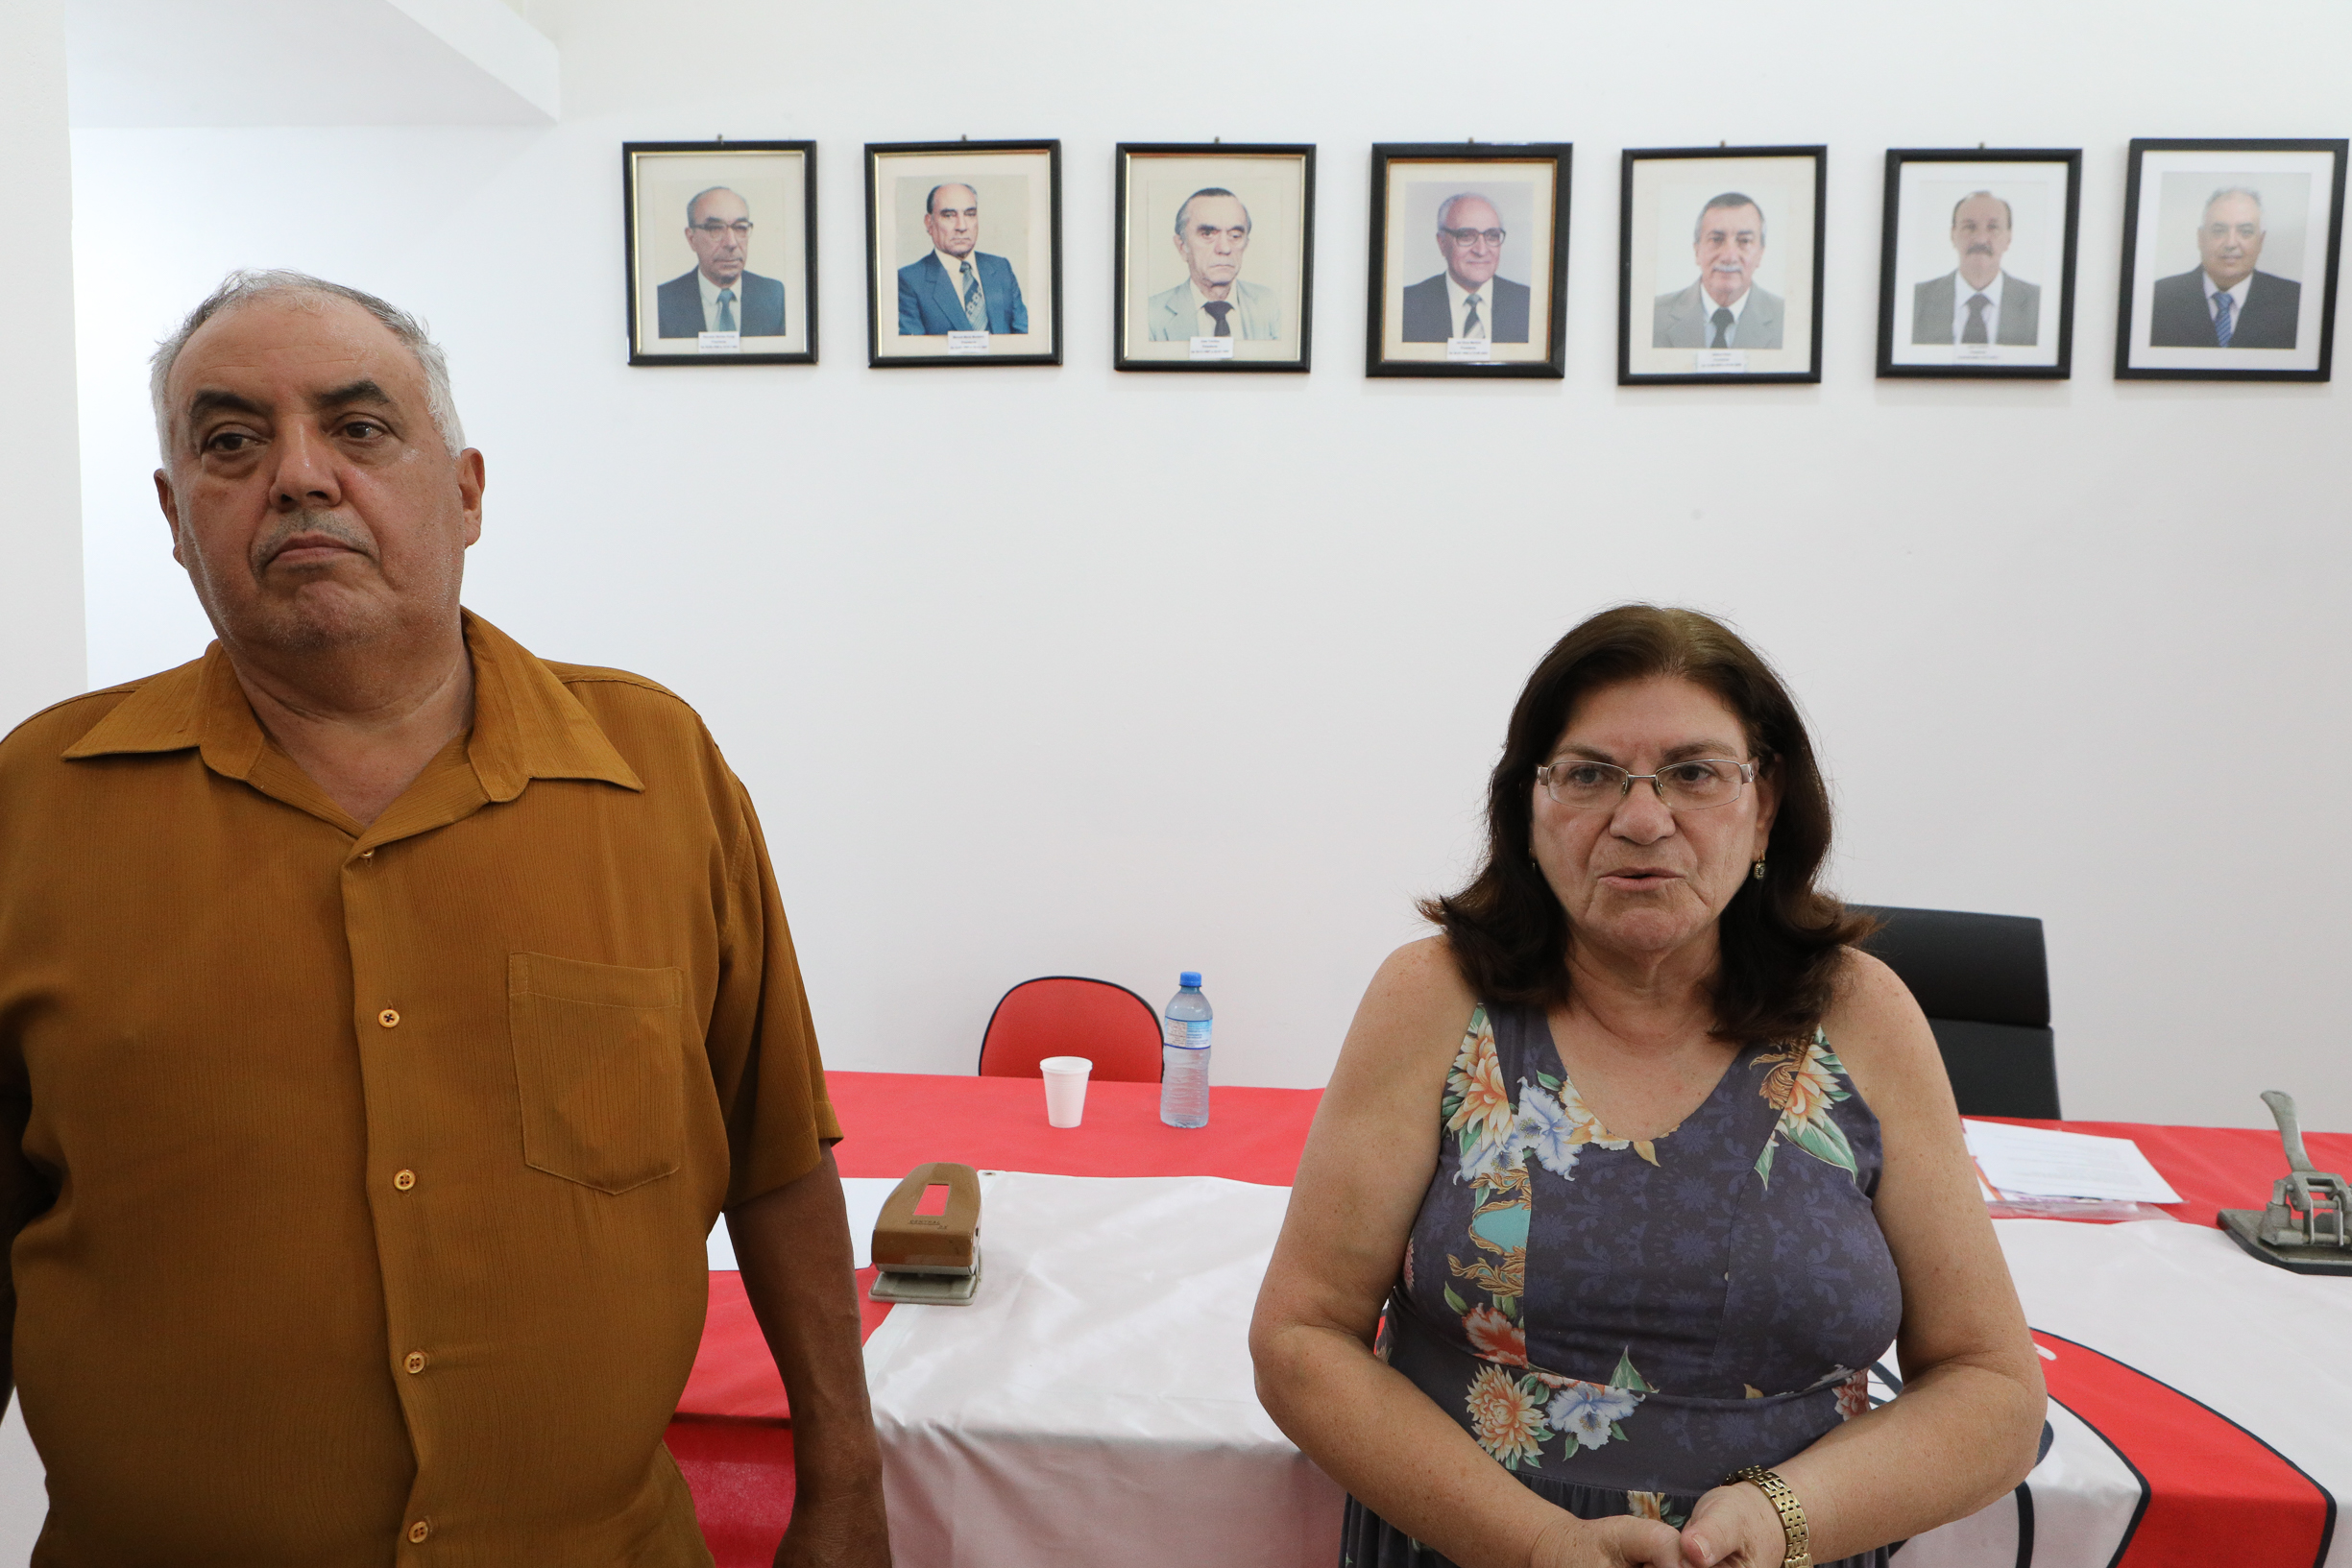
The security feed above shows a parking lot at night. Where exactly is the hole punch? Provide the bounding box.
[869,1162,984,1305]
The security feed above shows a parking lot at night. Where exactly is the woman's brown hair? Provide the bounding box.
[1420,605,1872,1042]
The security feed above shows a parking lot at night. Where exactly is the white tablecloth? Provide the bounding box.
[863,1183,2352,1568]
[863,1172,1344,1568]
[1904,1218,2352,1568]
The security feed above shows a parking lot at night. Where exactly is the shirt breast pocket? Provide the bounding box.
[507,953,688,1194]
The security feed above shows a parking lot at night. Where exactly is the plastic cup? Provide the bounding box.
[1039,1056,1093,1128]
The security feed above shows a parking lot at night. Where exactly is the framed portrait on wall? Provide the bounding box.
[867,140,1063,368]
[1877,149,2080,379]
[1365,143,1569,379]
[2115,138,2347,382]
[1618,147,1826,385]
[1113,143,1315,372]
[622,140,816,366]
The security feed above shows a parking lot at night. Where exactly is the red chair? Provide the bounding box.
[978,977,1163,1082]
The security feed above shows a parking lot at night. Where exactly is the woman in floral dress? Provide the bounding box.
[1250,607,2046,1568]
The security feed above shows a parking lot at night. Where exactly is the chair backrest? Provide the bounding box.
[978,977,1164,1082]
[1851,904,2062,1119]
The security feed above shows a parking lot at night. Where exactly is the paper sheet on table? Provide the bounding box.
[1964,1120,2182,1203]
[861,1171,1343,1568]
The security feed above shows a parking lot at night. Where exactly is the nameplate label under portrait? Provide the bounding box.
[697,330,742,354]
[1446,337,1495,362]
[1692,350,1748,373]
[1954,344,2001,362]
[947,330,991,356]
[1189,336,1234,361]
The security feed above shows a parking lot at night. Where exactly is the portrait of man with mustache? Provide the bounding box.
[1911,190,2042,347]
[1653,191,1783,350]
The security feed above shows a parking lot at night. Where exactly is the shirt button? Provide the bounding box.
[377,1009,400,1029]
[404,1351,428,1375]
[361,849,376,860]
[406,1519,430,1543]
[394,1170,417,1192]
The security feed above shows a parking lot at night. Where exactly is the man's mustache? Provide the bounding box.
[1967,243,1996,255]
[255,510,373,569]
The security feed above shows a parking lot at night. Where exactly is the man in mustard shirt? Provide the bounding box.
[0,270,888,1566]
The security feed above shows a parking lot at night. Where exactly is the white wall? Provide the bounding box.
[69,0,2352,1131]
[2,0,87,734]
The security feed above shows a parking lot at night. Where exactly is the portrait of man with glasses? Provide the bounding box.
[1402,193,1531,343]
[656,185,788,338]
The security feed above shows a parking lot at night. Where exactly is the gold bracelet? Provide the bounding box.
[1723,1464,1811,1568]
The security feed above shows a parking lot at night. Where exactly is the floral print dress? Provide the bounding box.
[1342,1002,1903,1568]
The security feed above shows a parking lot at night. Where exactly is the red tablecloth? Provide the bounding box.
[667,1074,2345,1566]
[665,1071,1322,1564]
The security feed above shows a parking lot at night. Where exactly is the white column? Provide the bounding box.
[0,0,87,732]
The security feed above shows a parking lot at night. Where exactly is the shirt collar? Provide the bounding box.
[1444,271,1496,313]
[936,249,980,283]
[698,270,745,310]
[1189,277,1242,316]
[1954,269,2004,307]
[1700,282,1750,321]
[2202,271,2251,305]
[61,610,643,808]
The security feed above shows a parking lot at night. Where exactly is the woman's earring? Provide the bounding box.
[1751,858,1767,880]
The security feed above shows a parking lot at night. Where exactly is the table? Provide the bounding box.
[665,1072,1321,1566]
[668,1075,2352,1568]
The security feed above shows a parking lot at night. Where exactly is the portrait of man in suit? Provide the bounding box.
[1654,192,1783,350]
[1148,188,1283,341]
[2148,187,2301,349]
[1912,191,2041,346]
[1400,193,1530,343]
[655,187,788,338]
[897,182,1030,336]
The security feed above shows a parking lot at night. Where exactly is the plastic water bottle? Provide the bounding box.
[1160,972,1213,1128]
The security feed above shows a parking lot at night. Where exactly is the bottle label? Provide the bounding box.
[1165,1019,1211,1050]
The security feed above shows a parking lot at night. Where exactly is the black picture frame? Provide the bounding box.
[1113,143,1316,373]
[1364,143,1570,379]
[865,139,1064,368]
[623,140,818,367]
[1876,149,2081,380]
[1617,146,1828,386]
[2115,137,2347,383]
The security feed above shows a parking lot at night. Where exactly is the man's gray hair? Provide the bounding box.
[1176,187,1249,236]
[1951,190,2013,228]
[687,186,743,223]
[2205,185,2264,220]
[1693,191,1765,245]
[926,182,977,215]
[149,269,465,461]
[1436,193,1499,232]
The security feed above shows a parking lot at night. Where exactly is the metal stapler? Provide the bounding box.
[2218,1090,2352,1276]
[868,1161,983,1305]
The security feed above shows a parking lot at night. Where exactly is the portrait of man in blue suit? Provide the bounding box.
[897,182,1029,336]
[655,187,788,338]
[1400,193,1530,343]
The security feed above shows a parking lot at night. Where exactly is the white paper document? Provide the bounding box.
[1963,1120,2182,1203]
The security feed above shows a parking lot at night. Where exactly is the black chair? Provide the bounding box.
[1850,905,2061,1119]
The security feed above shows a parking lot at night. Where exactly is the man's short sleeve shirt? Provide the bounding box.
[0,612,839,1565]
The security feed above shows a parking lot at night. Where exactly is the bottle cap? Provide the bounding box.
[1179,971,1202,989]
